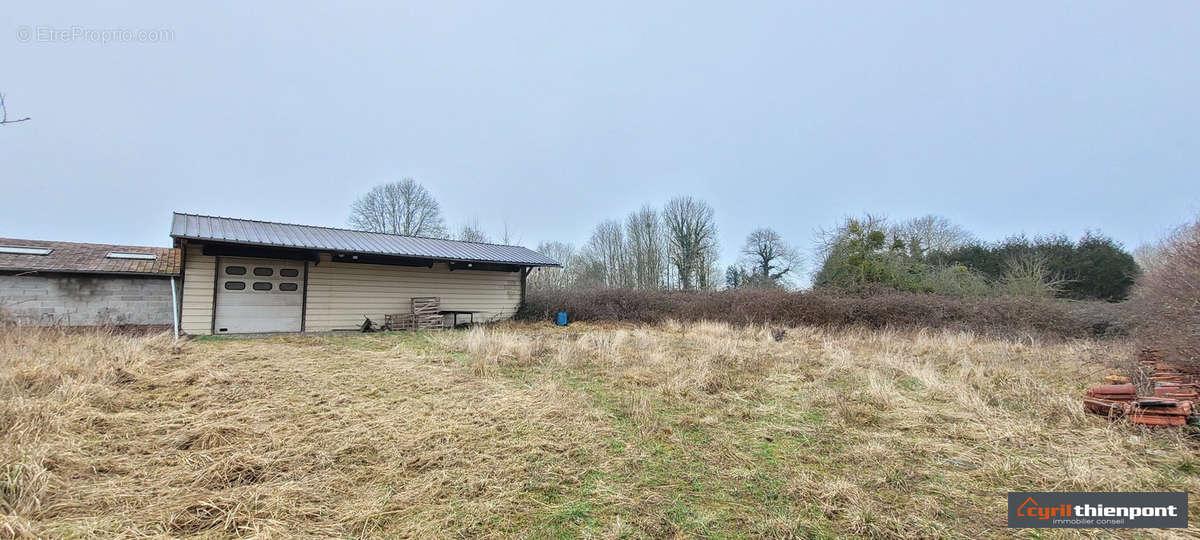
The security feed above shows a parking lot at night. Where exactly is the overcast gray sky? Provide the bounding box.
[3,2,1198,279]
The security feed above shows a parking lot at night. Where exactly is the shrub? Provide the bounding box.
[999,252,1065,298]
[927,233,1139,301]
[519,288,1125,339]
[1066,233,1140,301]
[816,248,995,297]
[1127,218,1200,372]
[918,265,993,298]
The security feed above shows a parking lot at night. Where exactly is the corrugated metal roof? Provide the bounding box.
[0,238,180,276]
[170,213,561,267]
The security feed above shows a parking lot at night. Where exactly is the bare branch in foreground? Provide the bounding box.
[0,93,32,125]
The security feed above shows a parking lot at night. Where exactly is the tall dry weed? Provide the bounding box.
[0,328,619,537]
[3,322,1194,537]
[0,327,174,536]
[460,321,783,398]
[461,326,542,376]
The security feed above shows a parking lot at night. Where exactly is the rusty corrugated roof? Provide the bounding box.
[170,213,561,266]
[0,238,180,276]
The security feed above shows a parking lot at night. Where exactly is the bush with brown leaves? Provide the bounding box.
[1128,217,1200,372]
[520,287,1125,339]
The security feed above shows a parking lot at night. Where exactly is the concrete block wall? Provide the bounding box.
[0,274,174,326]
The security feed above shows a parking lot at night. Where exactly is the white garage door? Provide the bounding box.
[214,257,304,333]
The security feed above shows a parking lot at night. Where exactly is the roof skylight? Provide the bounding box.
[0,245,53,255]
[106,252,157,260]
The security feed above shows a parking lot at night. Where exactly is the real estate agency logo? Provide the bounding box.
[1008,492,1187,528]
[1015,496,1071,520]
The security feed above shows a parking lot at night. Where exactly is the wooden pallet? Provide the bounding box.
[383,313,414,331]
[411,297,443,330]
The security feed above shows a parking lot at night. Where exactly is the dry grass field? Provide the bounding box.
[2,322,1197,538]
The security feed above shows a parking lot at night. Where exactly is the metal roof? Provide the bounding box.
[0,237,180,276]
[170,213,561,267]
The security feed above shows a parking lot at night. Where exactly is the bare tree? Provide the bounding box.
[580,219,631,288]
[528,241,576,289]
[698,247,721,290]
[624,206,666,289]
[741,228,802,286]
[894,215,974,257]
[1132,243,1161,273]
[499,221,520,245]
[535,198,713,290]
[1132,230,1176,275]
[456,218,491,243]
[662,196,719,290]
[349,179,448,237]
[1000,252,1067,298]
[573,256,608,288]
[1128,216,1200,372]
[0,93,31,126]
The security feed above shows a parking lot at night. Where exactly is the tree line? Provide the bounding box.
[348,179,803,291]
[814,214,1140,301]
[530,196,724,291]
[529,199,810,291]
[348,179,1140,301]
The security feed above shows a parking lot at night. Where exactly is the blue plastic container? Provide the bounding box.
[556,311,568,326]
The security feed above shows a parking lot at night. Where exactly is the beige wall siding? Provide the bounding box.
[180,243,215,335]
[181,247,522,333]
[304,255,521,331]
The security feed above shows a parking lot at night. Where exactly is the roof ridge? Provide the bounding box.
[0,237,173,251]
[172,212,533,250]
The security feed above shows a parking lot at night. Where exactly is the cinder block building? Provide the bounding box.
[0,238,180,329]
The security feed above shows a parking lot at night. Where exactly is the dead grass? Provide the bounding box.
[1,323,1197,538]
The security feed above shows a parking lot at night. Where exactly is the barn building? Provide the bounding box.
[0,238,180,329]
[171,213,560,335]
